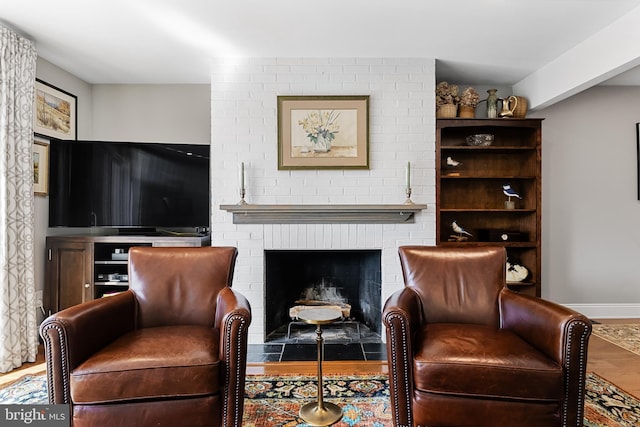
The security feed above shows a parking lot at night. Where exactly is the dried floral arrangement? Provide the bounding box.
[460,87,480,107]
[435,81,460,107]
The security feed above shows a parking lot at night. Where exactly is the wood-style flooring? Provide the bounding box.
[2,319,639,399]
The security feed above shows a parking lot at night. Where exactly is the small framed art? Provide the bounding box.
[34,79,77,140]
[33,138,49,196]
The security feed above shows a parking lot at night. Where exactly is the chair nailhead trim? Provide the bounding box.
[385,312,412,427]
[223,313,248,427]
[562,320,590,427]
[41,322,70,405]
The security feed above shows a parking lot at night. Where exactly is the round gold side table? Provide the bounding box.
[297,307,343,426]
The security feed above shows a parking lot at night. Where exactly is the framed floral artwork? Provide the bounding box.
[278,95,369,169]
[33,137,49,196]
[34,79,77,140]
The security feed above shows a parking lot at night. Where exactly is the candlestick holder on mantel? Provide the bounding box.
[238,188,248,205]
[404,187,414,205]
[238,161,247,205]
[404,161,414,204]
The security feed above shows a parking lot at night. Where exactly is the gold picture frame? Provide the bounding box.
[278,95,369,169]
[34,79,77,140]
[33,138,49,196]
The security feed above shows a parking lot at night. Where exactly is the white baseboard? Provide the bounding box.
[563,303,640,319]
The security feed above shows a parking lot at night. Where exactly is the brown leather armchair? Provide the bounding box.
[383,246,591,427]
[40,246,251,427]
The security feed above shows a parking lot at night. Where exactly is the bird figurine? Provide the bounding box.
[450,221,472,242]
[446,156,462,167]
[502,184,522,200]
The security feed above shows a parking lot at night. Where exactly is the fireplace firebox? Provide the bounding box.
[264,250,382,341]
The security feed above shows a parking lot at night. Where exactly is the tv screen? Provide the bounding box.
[48,139,210,231]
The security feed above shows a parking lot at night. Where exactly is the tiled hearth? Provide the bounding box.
[247,321,387,362]
[247,342,387,363]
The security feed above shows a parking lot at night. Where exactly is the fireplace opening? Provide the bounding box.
[264,249,382,342]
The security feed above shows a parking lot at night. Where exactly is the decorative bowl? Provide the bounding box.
[466,134,494,146]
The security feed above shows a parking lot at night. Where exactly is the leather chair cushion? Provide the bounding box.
[70,325,220,404]
[413,324,563,401]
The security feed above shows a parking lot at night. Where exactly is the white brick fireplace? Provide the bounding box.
[210,58,436,344]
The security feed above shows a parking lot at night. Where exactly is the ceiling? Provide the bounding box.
[2,0,640,90]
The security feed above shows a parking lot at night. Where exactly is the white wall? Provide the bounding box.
[91,84,210,144]
[209,58,436,343]
[533,86,640,316]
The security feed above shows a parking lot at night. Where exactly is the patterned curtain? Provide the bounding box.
[0,25,38,372]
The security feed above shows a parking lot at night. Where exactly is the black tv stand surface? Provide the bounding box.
[118,228,159,236]
[117,228,209,237]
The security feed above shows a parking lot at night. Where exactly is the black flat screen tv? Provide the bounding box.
[48,139,210,233]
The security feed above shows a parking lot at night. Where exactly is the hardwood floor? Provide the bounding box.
[586,318,640,397]
[0,345,45,387]
[3,319,639,400]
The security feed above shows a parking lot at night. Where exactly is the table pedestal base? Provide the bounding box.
[299,401,342,426]
[297,308,344,426]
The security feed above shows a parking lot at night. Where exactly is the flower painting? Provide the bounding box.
[278,96,369,170]
[292,108,358,157]
[297,110,341,153]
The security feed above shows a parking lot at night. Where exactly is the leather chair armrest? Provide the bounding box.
[215,287,252,427]
[39,291,136,404]
[500,289,591,364]
[382,287,423,427]
[500,289,592,424]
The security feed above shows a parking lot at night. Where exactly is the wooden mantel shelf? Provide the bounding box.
[219,203,428,224]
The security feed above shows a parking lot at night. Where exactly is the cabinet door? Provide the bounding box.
[45,240,93,314]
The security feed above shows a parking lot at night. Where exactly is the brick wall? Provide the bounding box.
[210,58,436,343]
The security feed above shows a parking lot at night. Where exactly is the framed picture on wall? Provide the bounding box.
[637,123,640,200]
[33,79,77,140]
[277,95,369,170]
[33,137,49,196]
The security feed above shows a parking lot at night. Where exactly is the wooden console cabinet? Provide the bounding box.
[436,118,542,296]
[44,234,210,315]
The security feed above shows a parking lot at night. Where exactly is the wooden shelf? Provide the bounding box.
[220,203,428,224]
[507,281,536,287]
[437,118,542,297]
[441,146,536,151]
[439,241,537,248]
[441,175,537,179]
[440,209,536,213]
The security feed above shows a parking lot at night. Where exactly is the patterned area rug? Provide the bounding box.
[1,372,638,426]
[592,323,640,356]
[243,375,391,426]
[585,373,640,426]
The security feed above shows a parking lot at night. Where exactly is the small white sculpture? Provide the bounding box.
[446,156,462,167]
[506,262,528,282]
